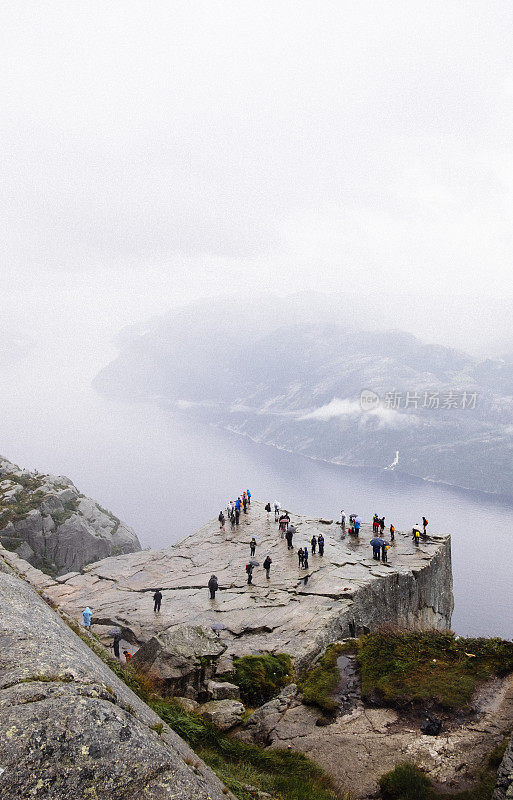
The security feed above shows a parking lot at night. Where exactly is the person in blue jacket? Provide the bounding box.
[247,489,251,505]
[82,607,92,628]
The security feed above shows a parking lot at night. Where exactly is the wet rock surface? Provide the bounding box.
[0,562,234,800]
[34,501,453,672]
[0,455,141,575]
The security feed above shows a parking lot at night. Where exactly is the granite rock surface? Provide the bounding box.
[0,455,141,575]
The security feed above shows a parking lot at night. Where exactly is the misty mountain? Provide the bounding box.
[94,308,513,497]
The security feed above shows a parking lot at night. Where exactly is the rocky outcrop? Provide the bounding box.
[494,736,513,800]
[0,455,141,575]
[0,560,234,800]
[200,699,246,731]
[132,624,227,697]
[38,502,453,674]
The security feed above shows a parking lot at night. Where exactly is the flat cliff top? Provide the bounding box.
[40,502,451,665]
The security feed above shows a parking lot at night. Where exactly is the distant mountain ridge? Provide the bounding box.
[94,309,513,496]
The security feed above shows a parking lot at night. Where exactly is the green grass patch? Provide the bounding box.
[297,641,356,712]
[227,653,293,706]
[358,629,513,709]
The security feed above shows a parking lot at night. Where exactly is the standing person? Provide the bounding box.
[263,555,272,579]
[246,562,254,585]
[82,607,92,628]
[380,517,385,535]
[279,511,290,529]
[250,537,257,557]
[153,589,163,613]
[230,510,236,530]
[236,497,241,512]
[218,511,226,531]
[340,510,346,531]
[297,547,304,567]
[371,541,381,560]
[265,501,271,521]
[318,534,325,556]
[373,515,378,534]
[235,508,240,526]
[303,546,309,569]
[285,526,294,550]
[354,518,361,536]
[243,496,247,514]
[381,542,388,563]
[412,527,421,545]
[247,489,251,505]
[274,501,280,522]
[311,535,317,554]
[389,524,395,541]
[422,516,429,536]
[208,574,218,599]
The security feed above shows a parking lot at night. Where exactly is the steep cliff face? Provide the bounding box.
[0,456,141,575]
[0,562,234,800]
[35,502,453,677]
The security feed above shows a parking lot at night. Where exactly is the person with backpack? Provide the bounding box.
[208,575,218,599]
[310,534,317,554]
[246,563,254,584]
[265,502,271,521]
[218,511,225,532]
[318,534,325,556]
[389,524,395,541]
[422,517,429,536]
[381,541,388,562]
[153,589,163,612]
[285,526,294,550]
[412,527,421,545]
[303,545,309,569]
[263,555,272,579]
[250,537,257,557]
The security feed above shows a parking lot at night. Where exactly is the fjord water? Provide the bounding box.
[2,375,511,641]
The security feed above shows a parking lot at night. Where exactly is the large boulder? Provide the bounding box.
[207,680,240,700]
[0,455,141,575]
[131,625,227,697]
[200,700,246,731]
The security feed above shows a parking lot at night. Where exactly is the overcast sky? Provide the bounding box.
[2,1,513,356]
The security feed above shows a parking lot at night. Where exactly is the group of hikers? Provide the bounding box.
[218,490,252,531]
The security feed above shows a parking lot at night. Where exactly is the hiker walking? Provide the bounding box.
[303,546,309,569]
[318,534,325,556]
[285,526,294,550]
[297,547,304,567]
[265,502,271,521]
[250,537,257,557]
[389,524,395,541]
[246,562,254,584]
[263,555,272,579]
[208,574,218,599]
[422,516,429,536]
[310,535,317,554]
[153,589,163,612]
[218,511,226,531]
[82,607,92,628]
